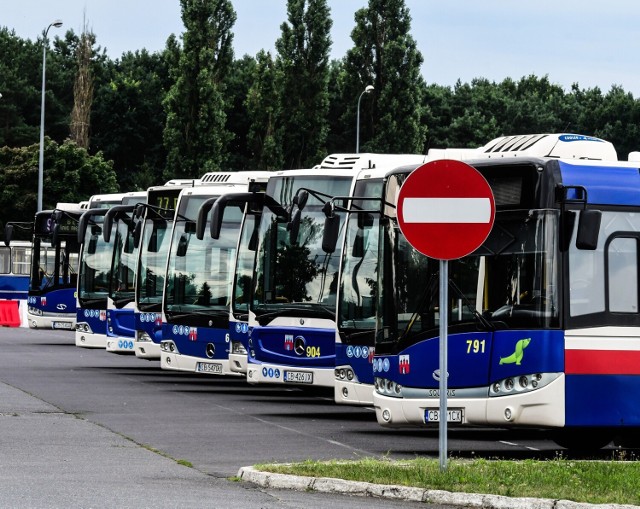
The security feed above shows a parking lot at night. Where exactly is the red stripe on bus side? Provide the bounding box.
[565,350,640,375]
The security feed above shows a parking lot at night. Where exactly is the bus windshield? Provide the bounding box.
[253,175,352,321]
[78,220,111,306]
[136,217,172,310]
[164,195,241,318]
[376,208,560,355]
[338,178,383,345]
[232,210,259,318]
[109,219,136,307]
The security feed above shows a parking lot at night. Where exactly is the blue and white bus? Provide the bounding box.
[242,166,363,388]
[0,236,32,326]
[370,133,640,450]
[159,172,269,375]
[76,194,125,348]
[23,204,83,330]
[102,192,148,354]
[134,180,199,360]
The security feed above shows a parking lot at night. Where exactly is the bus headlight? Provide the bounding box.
[489,372,560,397]
[231,341,247,355]
[160,340,179,354]
[335,366,358,383]
[374,377,403,398]
[137,331,152,342]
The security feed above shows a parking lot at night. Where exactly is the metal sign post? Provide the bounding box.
[396,159,496,473]
[439,259,448,471]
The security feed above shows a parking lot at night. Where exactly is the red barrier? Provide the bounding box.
[0,300,21,327]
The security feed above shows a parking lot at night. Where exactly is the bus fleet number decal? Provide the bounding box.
[306,346,321,357]
[466,339,485,354]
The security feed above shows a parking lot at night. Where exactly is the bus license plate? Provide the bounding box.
[425,409,463,423]
[196,362,222,374]
[284,371,313,384]
[53,322,73,330]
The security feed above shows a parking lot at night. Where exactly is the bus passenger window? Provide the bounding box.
[608,237,638,313]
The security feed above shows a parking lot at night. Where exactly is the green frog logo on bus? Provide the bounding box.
[499,338,531,365]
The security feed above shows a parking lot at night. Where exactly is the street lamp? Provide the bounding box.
[38,19,63,212]
[356,84,374,154]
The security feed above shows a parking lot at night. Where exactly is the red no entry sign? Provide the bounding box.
[397,159,495,260]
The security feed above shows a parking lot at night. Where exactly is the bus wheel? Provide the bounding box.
[551,428,613,451]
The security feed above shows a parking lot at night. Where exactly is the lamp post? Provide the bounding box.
[356,85,374,154]
[38,19,63,212]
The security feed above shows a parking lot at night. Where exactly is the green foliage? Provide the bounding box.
[163,0,236,179]
[258,456,640,505]
[340,0,426,154]
[0,139,118,226]
[275,0,332,168]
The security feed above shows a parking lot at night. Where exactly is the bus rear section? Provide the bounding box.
[0,234,32,326]
[371,133,640,450]
[26,205,83,330]
[245,168,357,388]
[160,172,269,376]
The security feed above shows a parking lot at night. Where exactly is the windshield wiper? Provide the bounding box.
[165,308,229,320]
[447,278,495,331]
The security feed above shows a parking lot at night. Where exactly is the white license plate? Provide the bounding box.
[196,362,222,374]
[53,322,73,330]
[284,370,313,384]
[425,408,463,423]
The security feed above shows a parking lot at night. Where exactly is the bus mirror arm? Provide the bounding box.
[78,209,108,244]
[557,185,601,251]
[103,205,135,243]
[196,197,218,240]
[209,192,263,240]
[4,224,13,246]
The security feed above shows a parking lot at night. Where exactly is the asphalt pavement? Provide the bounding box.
[0,326,635,509]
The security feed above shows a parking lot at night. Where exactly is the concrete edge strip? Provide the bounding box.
[237,466,638,509]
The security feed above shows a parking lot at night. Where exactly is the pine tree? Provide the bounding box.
[275,0,332,168]
[163,0,236,178]
[342,0,426,153]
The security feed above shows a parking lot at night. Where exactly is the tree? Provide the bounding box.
[0,139,118,226]
[163,0,236,179]
[92,49,170,190]
[341,0,426,153]
[275,0,332,168]
[69,24,94,149]
[245,51,283,170]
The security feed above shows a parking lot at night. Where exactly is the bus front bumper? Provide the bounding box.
[246,362,334,387]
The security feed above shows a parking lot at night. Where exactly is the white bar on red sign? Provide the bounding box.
[402,198,492,223]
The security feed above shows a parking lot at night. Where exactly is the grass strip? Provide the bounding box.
[256,456,640,505]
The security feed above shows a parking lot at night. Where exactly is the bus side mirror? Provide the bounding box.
[288,208,302,244]
[576,209,601,250]
[133,221,142,248]
[322,215,340,254]
[103,213,114,243]
[352,229,365,258]
[176,234,189,257]
[51,224,60,247]
[87,235,98,255]
[4,224,13,246]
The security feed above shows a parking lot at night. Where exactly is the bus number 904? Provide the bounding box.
[306,346,321,357]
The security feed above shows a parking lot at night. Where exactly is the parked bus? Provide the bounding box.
[159,172,269,375]
[75,194,125,348]
[134,180,200,360]
[101,192,148,354]
[368,133,640,450]
[236,165,363,388]
[22,204,83,329]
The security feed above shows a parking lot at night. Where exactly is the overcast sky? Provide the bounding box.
[3,0,639,96]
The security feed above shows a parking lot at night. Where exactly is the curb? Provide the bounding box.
[237,466,639,509]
